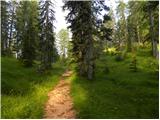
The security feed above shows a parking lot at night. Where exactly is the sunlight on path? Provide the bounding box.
[43,70,76,119]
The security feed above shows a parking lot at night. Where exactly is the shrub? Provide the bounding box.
[115,55,123,61]
[107,47,117,55]
[115,49,128,62]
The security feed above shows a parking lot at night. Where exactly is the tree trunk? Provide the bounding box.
[127,24,132,52]
[148,5,157,58]
[9,7,15,51]
[136,22,141,44]
[86,36,94,80]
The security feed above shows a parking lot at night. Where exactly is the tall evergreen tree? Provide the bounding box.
[63,1,110,79]
[15,1,39,66]
[126,1,148,52]
[39,0,57,71]
[1,1,9,55]
[63,1,93,79]
[57,29,70,59]
[7,0,17,54]
[146,1,159,58]
[116,0,128,51]
[127,1,159,57]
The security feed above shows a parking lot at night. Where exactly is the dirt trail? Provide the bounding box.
[43,70,76,119]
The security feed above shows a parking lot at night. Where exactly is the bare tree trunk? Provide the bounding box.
[148,6,157,58]
[8,7,15,51]
[136,21,141,44]
[86,34,94,80]
[126,23,131,52]
[87,44,94,80]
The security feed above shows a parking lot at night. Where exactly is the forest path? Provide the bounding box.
[43,70,76,119]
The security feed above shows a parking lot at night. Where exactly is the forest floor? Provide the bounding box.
[1,47,159,119]
[69,48,159,118]
[44,70,76,119]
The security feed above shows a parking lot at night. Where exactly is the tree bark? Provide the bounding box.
[136,24,141,44]
[148,6,158,58]
[127,23,132,52]
[8,6,15,51]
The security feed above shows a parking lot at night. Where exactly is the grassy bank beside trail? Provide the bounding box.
[1,57,66,118]
[70,48,159,119]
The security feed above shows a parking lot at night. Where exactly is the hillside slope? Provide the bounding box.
[70,48,159,118]
[1,57,66,118]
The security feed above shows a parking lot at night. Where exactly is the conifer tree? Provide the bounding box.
[63,1,110,79]
[1,1,9,55]
[15,1,39,66]
[7,0,17,54]
[39,0,57,71]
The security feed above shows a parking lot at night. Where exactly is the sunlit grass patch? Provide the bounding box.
[1,57,66,118]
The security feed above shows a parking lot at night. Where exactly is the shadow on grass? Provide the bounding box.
[70,54,159,119]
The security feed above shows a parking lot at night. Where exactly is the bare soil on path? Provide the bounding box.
[44,70,76,119]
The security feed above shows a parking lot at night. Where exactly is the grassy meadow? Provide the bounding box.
[70,47,159,118]
[1,47,159,119]
[1,57,66,118]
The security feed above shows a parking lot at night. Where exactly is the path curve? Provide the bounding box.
[43,70,76,119]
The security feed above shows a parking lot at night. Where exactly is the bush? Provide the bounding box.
[115,55,123,61]
[107,47,117,55]
[114,50,128,62]
[115,51,123,61]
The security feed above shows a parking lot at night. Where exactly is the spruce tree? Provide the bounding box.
[15,1,39,66]
[116,0,128,51]
[7,0,17,55]
[63,1,110,79]
[39,0,57,71]
[1,1,9,55]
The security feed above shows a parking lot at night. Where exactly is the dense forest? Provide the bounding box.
[1,0,159,119]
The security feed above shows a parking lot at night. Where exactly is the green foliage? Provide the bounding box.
[64,1,93,79]
[115,54,123,62]
[63,1,111,80]
[127,1,159,57]
[115,0,128,50]
[15,1,39,66]
[103,66,110,74]
[1,57,67,118]
[57,29,70,59]
[105,47,117,55]
[1,1,159,119]
[1,1,9,55]
[39,0,57,71]
[115,50,127,62]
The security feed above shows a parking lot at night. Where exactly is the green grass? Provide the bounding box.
[70,48,159,119]
[1,57,66,118]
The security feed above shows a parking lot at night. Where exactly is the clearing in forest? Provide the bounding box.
[43,70,76,119]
